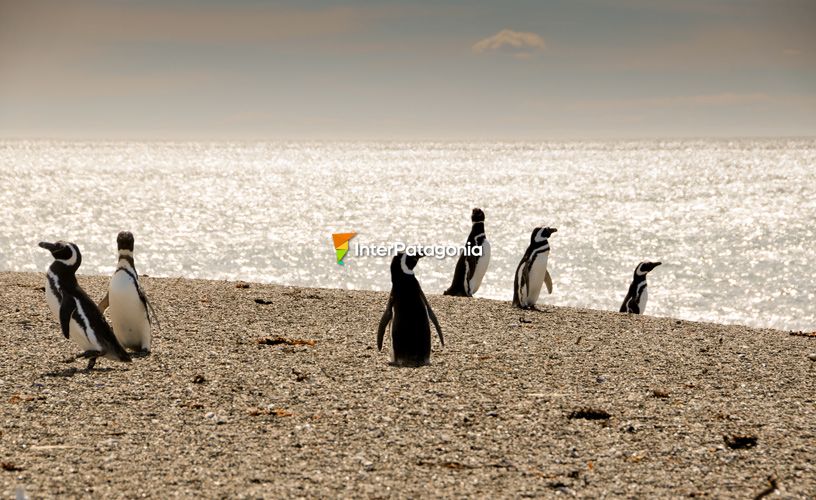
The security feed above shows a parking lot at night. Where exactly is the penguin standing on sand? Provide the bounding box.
[620,261,661,314]
[378,252,444,367]
[513,227,558,310]
[444,208,491,297]
[39,241,131,370]
[98,231,155,353]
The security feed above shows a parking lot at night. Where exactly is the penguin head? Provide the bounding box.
[391,251,422,279]
[38,240,82,271]
[531,227,557,243]
[117,231,135,251]
[635,261,662,276]
[471,208,486,223]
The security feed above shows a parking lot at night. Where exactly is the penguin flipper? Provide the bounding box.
[98,292,109,312]
[377,293,394,351]
[420,289,444,347]
[544,269,553,294]
[59,297,76,340]
[137,285,160,328]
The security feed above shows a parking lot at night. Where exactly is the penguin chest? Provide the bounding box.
[469,239,491,294]
[44,274,87,347]
[519,252,549,306]
[637,284,648,313]
[109,272,151,349]
[44,274,61,318]
[67,299,103,352]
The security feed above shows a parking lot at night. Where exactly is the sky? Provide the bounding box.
[0,0,814,140]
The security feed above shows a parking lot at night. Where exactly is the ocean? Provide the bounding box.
[1,139,814,331]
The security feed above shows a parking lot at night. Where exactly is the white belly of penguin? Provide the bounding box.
[109,271,151,350]
[638,286,648,313]
[469,239,491,294]
[522,253,549,307]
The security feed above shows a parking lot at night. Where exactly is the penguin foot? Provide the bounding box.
[131,348,151,358]
[77,350,101,371]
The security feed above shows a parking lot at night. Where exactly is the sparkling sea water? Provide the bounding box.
[1,139,813,331]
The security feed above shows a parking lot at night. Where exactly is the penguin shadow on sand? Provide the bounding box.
[42,365,118,378]
[377,252,444,367]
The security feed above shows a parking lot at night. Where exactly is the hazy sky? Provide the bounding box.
[1,0,814,140]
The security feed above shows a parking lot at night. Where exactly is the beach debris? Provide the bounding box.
[651,389,670,398]
[575,336,582,345]
[568,408,611,420]
[292,368,309,382]
[192,375,206,384]
[204,412,226,424]
[723,434,758,449]
[256,336,316,347]
[247,407,293,417]
[518,317,532,324]
[789,330,816,338]
[7,394,34,404]
[235,282,250,289]
[753,476,778,500]
[254,298,273,305]
[1,461,23,472]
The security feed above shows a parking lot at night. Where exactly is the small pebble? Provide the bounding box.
[808,353,816,362]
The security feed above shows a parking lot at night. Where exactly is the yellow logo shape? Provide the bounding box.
[332,232,356,265]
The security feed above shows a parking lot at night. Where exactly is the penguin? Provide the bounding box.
[512,227,558,310]
[444,207,491,297]
[620,261,661,314]
[98,231,155,353]
[377,252,444,367]
[39,241,131,370]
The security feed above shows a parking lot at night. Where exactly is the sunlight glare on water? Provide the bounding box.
[1,139,814,331]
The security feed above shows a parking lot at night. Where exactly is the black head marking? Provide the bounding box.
[390,252,422,279]
[39,240,82,270]
[471,208,485,223]
[635,261,662,276]
[531,226,557,244]
[117,231,135,251]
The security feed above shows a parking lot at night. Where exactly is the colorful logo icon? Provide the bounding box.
[332,232,357,265]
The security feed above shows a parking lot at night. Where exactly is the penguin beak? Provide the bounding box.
[38,241,58,252]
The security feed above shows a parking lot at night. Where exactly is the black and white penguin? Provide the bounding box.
[512,227,558,309]
[377,252,444,367]
[620,261,661,314]
[39,241,131,370]
[98,231,154,353]
[444,207,491,297]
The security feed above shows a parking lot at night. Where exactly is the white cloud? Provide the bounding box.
[472,29,546,58]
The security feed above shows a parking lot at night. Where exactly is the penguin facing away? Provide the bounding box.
[620,261,661,314]
[513,227,558,310]
[39,241,131,370]
[378,252,444,367]
[98,231,155,353]
[444,207,491,297]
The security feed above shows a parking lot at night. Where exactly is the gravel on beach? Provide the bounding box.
[1,271,814,498]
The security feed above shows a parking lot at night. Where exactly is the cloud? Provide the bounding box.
[472,29,545,58]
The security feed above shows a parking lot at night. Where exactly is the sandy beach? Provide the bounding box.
[1,271,814,498]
